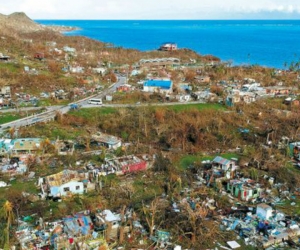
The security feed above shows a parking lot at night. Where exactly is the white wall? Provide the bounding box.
[59,181,84,196]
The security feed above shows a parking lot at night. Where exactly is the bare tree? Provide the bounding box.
[142,197,160,236]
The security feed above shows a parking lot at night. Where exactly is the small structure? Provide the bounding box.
[256,203,273,220]
[195,76,211,83]
[289,142,300,161]
[0,138,42,156]
[55,140,74,155]
[105,155,147,175]
[117,84,132,92]
[226,90,256,106]
[159,42,177,51]
[39,170,87,198]
[265,86,296,96]
[11,138,41,155]
[212,156,237,179]
[139,57,180,68]
[227,179,262,201]
[34,52,44,60]
[69,66,84,73]
[0,159,27,176]
[143,79,173,94]
[0,53,10,61]
[178,83,192,93]
[106,95,113,101]
[91,132,122,150]
[63,213,93,236]
[0,85,11,97]
[94,209,120,230]
[92,67,107,75]
[63,46,76,54]
[284,97,300,107]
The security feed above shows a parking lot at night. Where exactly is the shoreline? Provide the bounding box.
[43,24,81,33]
[39,21,289,69]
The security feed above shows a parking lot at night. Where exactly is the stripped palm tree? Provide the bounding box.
[0,201,14,249]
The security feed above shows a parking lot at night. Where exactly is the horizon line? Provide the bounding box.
[35,18,300,21]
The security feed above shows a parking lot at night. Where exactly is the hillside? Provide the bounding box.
[0,12,45,36]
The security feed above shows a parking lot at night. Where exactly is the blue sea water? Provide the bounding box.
[36,20,300,69]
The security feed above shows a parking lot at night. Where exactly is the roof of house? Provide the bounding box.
[161,42,177,46]
[0,139,13,151]
[46,170,80,187]
[13,138,41,151]
[144,79,172,89]
[212,156,232,166]
[92,132,121,145]
[106,155,145,168]
[63,214,92,235]
[0,138,41,152]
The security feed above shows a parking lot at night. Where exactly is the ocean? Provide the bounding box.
[36,20,300,69]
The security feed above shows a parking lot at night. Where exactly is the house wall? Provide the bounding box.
[143,86,157,92]
[227,183,261,201]
[266,88,291,95]
[256,205,272,219]
[1,86,11,95]
[143,86,172,94]
[122,161,147,173]
[50,181,84,197]
[109,141,122,150]
[60,181,84,196]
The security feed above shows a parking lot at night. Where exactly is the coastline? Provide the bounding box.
[36,20,300,69]
[43,24,81,33]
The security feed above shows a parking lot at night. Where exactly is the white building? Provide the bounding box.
[256,203,273,220]
[40,170,86,198]
[54,180,84,197]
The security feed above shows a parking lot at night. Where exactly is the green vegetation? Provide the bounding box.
[69,107,117,119]
[164,103,226,112]
[0,63,21,73]
[9,179,38,194]
[0,113,22,124]
[275,198,300,216]
[31,122,86,139]
[179,153,240,169]
[0,179,37,203]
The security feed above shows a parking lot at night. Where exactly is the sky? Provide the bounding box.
[1,0,300,19]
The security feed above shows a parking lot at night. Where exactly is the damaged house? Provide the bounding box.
[227,178,263,201]
[97,155,147,176]
[91,132,122,150]
[39,170,94,199]
[0,138,41,157]
[212,156,238,179]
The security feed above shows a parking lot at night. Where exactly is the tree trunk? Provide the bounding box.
[191,233,196,243]
[119,226,124,244]
[106,222,112,242]
[119,205,126,243]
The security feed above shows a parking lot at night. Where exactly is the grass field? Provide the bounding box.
[69,107,117,119]
[165,103,226,112]
[179,152,240,169]
[0,63,21,73]
[0,112,22,124]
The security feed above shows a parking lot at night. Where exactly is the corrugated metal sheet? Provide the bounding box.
[213,156,230,166]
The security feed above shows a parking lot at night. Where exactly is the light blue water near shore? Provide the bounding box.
[36,20,300,69]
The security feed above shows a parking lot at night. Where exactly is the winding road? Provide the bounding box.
[0,76,126,132]
[0,76,206,133]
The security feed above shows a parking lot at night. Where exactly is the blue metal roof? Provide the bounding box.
[144,80,172,89]
[213,156,231,165]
